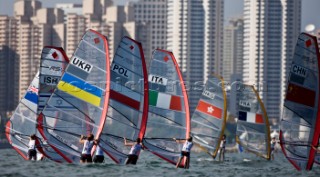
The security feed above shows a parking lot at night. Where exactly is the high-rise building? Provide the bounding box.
[281,1,302,110]
[222,17,244,82]
[0,16,19,113]
[14,0,65,99]
[167,0,224,111]
[131,0,167,61]
[242,0,301,120]
[222,17,244,116]
[64,0,113,58]
[56,3,83,17]
[65,14,86,57]
[104,5,137,58]
[14,0,42,99]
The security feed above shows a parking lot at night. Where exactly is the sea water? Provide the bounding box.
[0,149,319,177]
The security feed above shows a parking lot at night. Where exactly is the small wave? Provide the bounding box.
[196,158,214,162]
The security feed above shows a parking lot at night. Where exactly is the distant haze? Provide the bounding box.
[0,0,319,30]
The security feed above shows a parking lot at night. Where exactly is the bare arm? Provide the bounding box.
[79,135,86,144]
[94,139,99,145]
[311,145,318,151]
[124,138,134,146]
[173,138,186,143]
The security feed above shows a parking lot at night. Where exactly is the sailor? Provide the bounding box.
[93,140,104,163]
[79,134,97,163]
[218,135,226,162]
[175,137,193,169]
[28,134,37,161]
[124,137,143,165]
[311,144,320,153]
[270,137,278,160]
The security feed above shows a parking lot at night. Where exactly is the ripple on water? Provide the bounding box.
[1,149,320,177]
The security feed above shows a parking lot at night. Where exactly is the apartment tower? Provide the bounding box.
[167,0,224,111]
[242,0,301,120]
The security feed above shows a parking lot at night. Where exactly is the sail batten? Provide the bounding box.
[190,74,227,158]
[236,84,271,160]
[143,49,190,167]
[37,29,111,163]
[280,33,320,170]
[98,36,148,164]
[6,46,70,162]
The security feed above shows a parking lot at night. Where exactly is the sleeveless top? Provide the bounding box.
[28,140,36,150]
[95,145,104,156]
[220,139,226,148]
[182,141,193,152]
[129,144,142,156]
[82,140,94,155]
[271,140,276,150]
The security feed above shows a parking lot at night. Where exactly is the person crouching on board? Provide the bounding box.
[124,137,143,165]
[175,137,193,169]
[28,134,37,161]
[218,135,226,162]
[79,134,98,163]
[93,139,104,163]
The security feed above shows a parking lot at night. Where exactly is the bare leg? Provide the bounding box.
[222,149,225,161]
[176,157,183,168]
[185,156,190,169]
[183,157,188,169]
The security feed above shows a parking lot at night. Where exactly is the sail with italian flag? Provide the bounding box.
[143,49,190,167]
[236,84,271,160]
[149,90,182,111]
[191,75,227,158]
[190,74,227,158]
[98,36,148,164]
[280,33,320,171]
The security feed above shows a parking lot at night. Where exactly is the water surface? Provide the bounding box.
[0,149,319,177]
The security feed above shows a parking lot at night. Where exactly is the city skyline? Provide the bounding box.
[1,0,320,29]
[0,0,316,120]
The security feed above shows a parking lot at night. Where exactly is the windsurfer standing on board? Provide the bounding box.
[79,134,98,163]
[218,135,226,162]
[124,137,143,165]
[28,134,37,161]
[270,137,279,160]
[175,137,193,169]
[93,139,104,163]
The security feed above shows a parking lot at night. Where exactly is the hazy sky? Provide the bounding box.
[0,0,319,30]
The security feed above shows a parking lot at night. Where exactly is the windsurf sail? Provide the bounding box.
[280,33,320,170]
[38,46,69,114]
[143,49,190,167]
[190,74,227,158]
[36,46,70,161]
[37,29,111,163]
[98,36,148,164]
[5,72,44,160]
[235,84,271,160]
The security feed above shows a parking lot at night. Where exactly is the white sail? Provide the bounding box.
[280,33,320,170]
[191,74,227,158]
